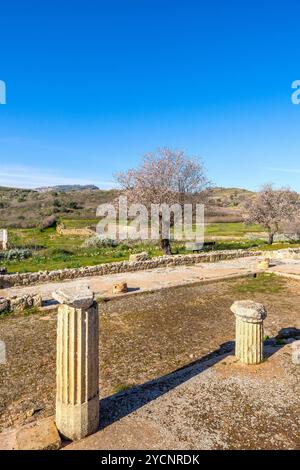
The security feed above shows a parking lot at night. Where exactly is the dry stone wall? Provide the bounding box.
[0,250,262,288]
[0,293,42,313]
[56,224,94,237]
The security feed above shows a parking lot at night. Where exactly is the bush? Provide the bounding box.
[82,235,119,248]
[48,247,74,257]
[0,248,32,261]
[67,201,80,210]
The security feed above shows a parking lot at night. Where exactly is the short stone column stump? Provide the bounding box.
[53,287,99,441]
[292,340,300,365]
[231,300,267,365]
[112,281,128,294]
[257,258,270,270]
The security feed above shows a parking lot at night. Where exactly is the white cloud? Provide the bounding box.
[0,164,115,189]
[267,167,300,174]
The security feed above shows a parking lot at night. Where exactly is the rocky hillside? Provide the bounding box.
[0,185,254,228]
[0,186,120,228]
[35,184,100,193]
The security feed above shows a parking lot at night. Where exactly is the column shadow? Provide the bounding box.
[99,330,294,430]
[99,340,234,430]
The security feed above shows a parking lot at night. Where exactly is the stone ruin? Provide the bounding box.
[0,229,8,251]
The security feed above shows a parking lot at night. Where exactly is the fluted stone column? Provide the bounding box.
[53,287,99,440]
[231,300,267,365]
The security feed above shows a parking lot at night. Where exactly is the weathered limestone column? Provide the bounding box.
[231,300,267,365]
[53,287,99,440]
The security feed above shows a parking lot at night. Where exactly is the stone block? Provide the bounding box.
[257,258,270,269]
[112,282,128,294]
[129,252,149,262]
[0,297,9,313]
[9,295,28,312]
[14,417,61,450]
[53,286,94,309]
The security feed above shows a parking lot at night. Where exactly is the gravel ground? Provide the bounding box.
[0,275,299,443]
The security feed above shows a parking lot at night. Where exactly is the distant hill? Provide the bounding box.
[0,185,256,228]
[36,184,100,193]
[0,186,120,228]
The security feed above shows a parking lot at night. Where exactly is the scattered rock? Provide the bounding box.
[9,295,28,312]
[25,405,44,418]
[0,417,61,450]
[4,294,43,313]
[14,417,61,450]
[33,294,42,307]
[0,297,9,313]
[112,282,128,294]
[129,252,150,262]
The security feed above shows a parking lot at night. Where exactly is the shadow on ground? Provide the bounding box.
[99,331,290,430]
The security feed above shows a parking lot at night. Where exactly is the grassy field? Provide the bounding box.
[1,221,299,273]
[205,222,264,237]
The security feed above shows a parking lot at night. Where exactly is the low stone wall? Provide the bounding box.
[271,248,300,259]
[56,224,94,237]
[0,294,42,313]
[0,250,262,289]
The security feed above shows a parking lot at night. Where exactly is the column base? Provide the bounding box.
[55,394,99,441]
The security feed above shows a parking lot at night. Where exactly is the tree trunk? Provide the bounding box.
[161,238,172,255]
[268,232,274,245]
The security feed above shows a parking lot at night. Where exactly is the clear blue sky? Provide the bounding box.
[1,0,300,190]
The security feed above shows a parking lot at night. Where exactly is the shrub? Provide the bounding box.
[82,235,118,248]
[0,248,32,261]
[48,247,74,257]
[67,201,80,210]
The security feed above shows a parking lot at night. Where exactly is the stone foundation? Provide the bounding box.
[0,249,262,289]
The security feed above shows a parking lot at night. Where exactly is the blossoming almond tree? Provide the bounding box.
[244,184,300,245]
[115,148,210,255]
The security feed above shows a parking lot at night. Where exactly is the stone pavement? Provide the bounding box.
[268,258,300,279]
[0,256,263,305]
[2,254,300,306]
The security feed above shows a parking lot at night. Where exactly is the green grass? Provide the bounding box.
[0,306,41,319]
[1,222,298,274]
[256,242,300,251]
[114,384,134,394]
[205,222,264,237]
[233,273,286,294]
